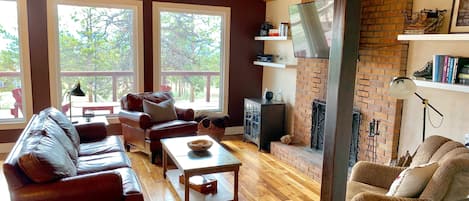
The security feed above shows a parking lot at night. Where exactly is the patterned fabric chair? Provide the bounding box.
[347,135,469,201]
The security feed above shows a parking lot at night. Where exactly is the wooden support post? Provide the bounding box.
[320,0,361,200]
[143,0,153,92]
[27,0,52,113]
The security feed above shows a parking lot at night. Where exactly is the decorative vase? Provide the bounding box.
[265,91,273,101]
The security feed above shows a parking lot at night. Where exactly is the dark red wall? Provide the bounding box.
[0,0,264,142]
[155,0,266,126]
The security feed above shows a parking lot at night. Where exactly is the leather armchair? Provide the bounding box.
[119,92,198,163]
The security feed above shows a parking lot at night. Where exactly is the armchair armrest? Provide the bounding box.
[118,110,153,129]
[350,161,405,189]
[14,171,123,201]
[351,192,430,201]
[75,122,107,143]
[175,107,195,121]
[420,158,469,201]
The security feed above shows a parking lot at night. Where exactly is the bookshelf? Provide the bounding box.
[414,80,469,93]
[253,35,296,68]
[253,61,287,68]
[398,34,469,93]
[254,36,289,41]
[397,34,469,41]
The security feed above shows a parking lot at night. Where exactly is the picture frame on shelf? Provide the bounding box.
[450,0,469,33]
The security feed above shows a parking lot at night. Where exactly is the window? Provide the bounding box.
[48,0,143,117]
[0,0,32,126]
[154,3,230,112]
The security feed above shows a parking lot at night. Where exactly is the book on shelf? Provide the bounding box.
[442,56,449,83]
[459,67,469,74]
[448,57,454,84]
[459,78,469,85]
[458,73,469,79]
[432,55,469,84]
[432,54,440,82]
[452,57,459,84]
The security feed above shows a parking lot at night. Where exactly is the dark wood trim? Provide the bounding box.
[13,0,263,128]
[320,0,361,200]
[143,0,154,92]
[27,0,51,113]
[0,129,22,143]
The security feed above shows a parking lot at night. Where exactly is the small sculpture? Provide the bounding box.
[403,9,447,34]
[280,134,293,145]
[413,60,433,80]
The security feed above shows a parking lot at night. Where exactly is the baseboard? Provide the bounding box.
[0,143,15,153]
[225,126,244,135]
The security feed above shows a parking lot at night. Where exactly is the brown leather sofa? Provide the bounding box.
[3,107,143,201]
[119,92,198,163]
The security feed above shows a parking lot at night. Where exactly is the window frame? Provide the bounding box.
[47,0,144,116]
[153,2,231,114]
[0,0,33,129]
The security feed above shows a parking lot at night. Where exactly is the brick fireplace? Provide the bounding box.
[271,0,412,183]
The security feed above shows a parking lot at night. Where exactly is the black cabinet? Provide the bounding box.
[243,98,285,152]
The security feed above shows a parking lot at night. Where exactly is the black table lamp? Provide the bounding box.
[68,81,86,121]
[389,77,444,142]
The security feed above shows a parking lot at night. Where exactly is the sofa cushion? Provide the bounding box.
[386,162,439,198]
[79,135,125,156]
[18,132,77,183]
[44,107,81,150]
[346,180,388,201]
[146,119,198,140]
[143,99,177,123]
[42,117,79,164]
[77,152,131,175]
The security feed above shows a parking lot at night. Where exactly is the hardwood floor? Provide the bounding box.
[0,140,321,201]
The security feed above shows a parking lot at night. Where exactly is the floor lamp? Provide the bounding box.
[389,77,444,142]
[67,81,86,122]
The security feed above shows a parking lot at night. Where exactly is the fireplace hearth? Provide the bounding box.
[311,99,361,167]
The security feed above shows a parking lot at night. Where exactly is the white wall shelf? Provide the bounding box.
[414,80,469,93]
[398,34,469,41]
[253,61,287,68]
[254,36,289,41]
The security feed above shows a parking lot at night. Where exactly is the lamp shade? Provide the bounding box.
[70,81,85,97]
[389,77,416,99]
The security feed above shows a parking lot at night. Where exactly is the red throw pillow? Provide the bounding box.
[125,93,145,111]
[125,92,174,111]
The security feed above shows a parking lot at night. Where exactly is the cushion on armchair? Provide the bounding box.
[143,99,177,123]
[124,92,173,111]
[386,162,439,198]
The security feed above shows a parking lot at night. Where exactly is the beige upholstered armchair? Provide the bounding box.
[347,135,469,201]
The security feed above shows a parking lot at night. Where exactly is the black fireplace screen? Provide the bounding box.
[311,99,361,167]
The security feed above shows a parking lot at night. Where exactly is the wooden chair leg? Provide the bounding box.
[150,152,157,164]
[125,144,131,152]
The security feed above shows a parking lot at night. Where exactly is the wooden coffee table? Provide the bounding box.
[161,135,241,201]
